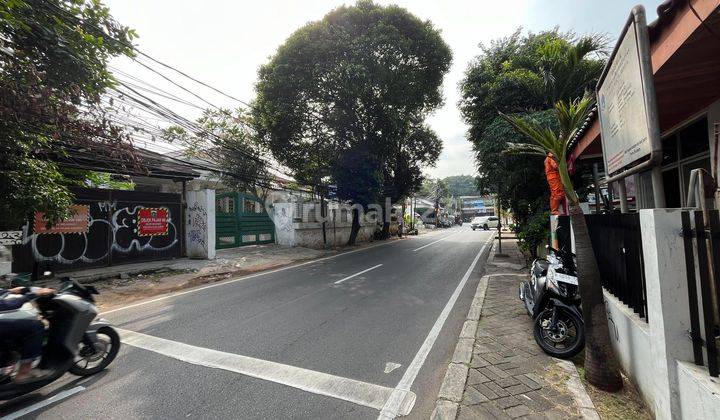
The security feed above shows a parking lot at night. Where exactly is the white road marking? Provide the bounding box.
[334,264,383,285]
[101,238,402,316]
[412,232,461,251]
[0,386,85,420]
[118,329,416,415]
[378,232,494,419]
[384,362,402,374]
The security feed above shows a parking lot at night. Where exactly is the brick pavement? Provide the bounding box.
[457,239,586,420]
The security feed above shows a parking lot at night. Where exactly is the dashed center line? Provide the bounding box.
[334,264,383,284]
[412,232,461,251]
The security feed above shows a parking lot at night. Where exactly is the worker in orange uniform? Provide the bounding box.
[544,152,566,215]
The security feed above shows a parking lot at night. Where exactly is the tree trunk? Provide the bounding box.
[347,207,361,246]
[380,221,390,239]
[568,202,623,391]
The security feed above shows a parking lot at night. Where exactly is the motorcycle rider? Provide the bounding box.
[0,286,55,382]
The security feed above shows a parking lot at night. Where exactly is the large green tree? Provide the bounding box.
[252,0,451,244]
[459,29,605,240]
[0,0,136,229]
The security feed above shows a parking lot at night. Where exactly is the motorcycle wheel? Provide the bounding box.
[69,326,121,376]
[533,307,584,359]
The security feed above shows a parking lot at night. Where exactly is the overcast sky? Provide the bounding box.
[105,0,660,179]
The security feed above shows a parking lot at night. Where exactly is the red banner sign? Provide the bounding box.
[137,207,169,237]
[34,205,89,235]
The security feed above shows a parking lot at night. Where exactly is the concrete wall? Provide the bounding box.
[271,202,376,248]
[603,291,655,410]
[185,189,216,259]
[602,209,720,419]
[677,361,720,419]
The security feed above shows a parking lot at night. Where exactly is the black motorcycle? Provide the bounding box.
[1,278,120,400]
[519,246,584,358]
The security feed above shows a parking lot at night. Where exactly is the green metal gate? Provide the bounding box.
[215,192,275,249]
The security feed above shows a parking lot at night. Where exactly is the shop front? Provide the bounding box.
[570,0,720,210]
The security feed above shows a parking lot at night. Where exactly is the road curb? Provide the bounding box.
[555,359,601,420]
[430,274,489,420]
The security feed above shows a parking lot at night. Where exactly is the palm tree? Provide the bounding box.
[536,34,607,105]
[502,97,623,392]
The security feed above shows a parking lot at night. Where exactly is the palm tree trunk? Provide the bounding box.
[568,201,623,391]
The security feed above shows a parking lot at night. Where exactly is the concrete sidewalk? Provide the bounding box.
[432,238,599,420]
[64,244,334,282]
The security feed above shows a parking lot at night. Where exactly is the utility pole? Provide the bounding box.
[434,182,440,228]
[496,188,502,255]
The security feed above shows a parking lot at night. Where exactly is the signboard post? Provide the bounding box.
[596,5,665,208]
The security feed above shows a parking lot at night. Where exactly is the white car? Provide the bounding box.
[470,216,499,230]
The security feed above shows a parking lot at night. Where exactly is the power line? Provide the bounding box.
[24,0,310,188]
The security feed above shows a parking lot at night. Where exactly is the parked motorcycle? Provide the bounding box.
[1,277,120,400]
[519,246,584,358]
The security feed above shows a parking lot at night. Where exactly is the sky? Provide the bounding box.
[105,0,660,179]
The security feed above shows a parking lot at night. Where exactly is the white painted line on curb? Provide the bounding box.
[412,232,461,252]
[100,238,402,316]
[118,329,416,415]
[0,386,85,420]
[485,273,528,277]
[378,233,494,419]
[334,264,383,284]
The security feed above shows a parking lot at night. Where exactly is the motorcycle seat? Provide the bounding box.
[533,260,549,278]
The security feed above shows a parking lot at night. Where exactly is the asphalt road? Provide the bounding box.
[0,225,494,419]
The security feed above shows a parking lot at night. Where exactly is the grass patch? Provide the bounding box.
[572,353,652,420]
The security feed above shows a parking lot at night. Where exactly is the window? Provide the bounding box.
[244,198,261,213]
[649,116,711,208]
[661,135,678,165]
[216,197,234,214]
[218,236,235,246]
[679,117,709,159]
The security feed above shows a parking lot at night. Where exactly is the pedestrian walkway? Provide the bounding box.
[434,238,597,420]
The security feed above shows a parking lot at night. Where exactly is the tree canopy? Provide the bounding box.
[459,29,605,234]
[252,0,451,228]
[443,175,480,197]
[0,0,136,228]
[163,108,273,201]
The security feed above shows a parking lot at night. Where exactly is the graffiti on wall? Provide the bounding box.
[21,201,179,267]
[187,201,208,251]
